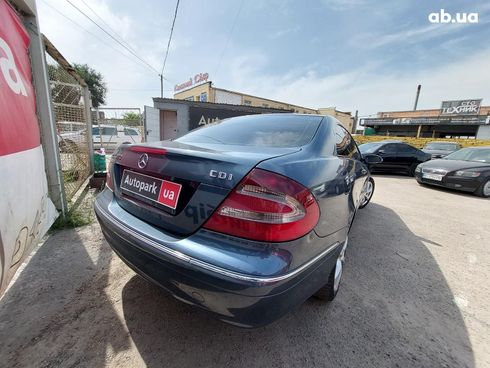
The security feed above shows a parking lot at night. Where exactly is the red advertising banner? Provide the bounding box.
[0,0,40,156]
[0,0,56,296]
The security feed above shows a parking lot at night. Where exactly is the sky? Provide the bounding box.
[37,0,490,118]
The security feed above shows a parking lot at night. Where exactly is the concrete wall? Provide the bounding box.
[173,82,212,102]
[153,100,190,136]
[476,125,490,140]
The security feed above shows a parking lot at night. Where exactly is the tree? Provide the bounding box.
[73,63,107,108]
[122,111,142,126]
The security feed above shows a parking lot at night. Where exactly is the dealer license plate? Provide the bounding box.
[120,170,182,209]
[422,173,443,181]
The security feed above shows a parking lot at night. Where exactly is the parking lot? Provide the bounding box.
[0,175,488,368]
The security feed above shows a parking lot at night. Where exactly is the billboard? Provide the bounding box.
[440,99,482,116]
[0,0,56,295]
[363,116,487,126]
[188,106,262,130]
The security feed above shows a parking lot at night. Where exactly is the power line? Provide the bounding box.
[161,0,180,75]
[79,0,140,58]
[214,0,244,77]
[41,0,156,73]
[66,0,160,74]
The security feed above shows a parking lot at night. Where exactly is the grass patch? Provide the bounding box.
[50,209,92,230]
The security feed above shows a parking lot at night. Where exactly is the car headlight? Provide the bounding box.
[415,164,422,173]
[454,170,481,177]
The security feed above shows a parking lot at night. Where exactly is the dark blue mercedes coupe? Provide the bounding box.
[94,114,381,327]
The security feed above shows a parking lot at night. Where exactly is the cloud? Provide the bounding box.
[221,47,490,116]
[322,0,366,11]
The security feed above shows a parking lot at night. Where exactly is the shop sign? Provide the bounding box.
[440,99,482,115]
[174,72,209,92]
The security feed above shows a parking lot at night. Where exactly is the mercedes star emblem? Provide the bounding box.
[137,153,149,169]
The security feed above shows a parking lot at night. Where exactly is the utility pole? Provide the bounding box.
[413,84,421,111]
[414,84,422,138]
[160,74,163,98]
[353,110,358,134]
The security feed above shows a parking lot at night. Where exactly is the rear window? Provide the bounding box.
[176,114,322,148]
[124,128,139,136]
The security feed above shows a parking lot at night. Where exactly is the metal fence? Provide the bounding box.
[92,109,144,154]
[45,53,92,202]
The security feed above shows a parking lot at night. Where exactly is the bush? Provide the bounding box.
[353,135,489,148]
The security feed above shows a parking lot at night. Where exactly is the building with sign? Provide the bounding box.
[174,81,318,114]
[144,98,294,142]
[144,97,355,143]
[172,80,354,132]
[361,99,490,139]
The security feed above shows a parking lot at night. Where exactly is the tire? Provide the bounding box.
[408,163,418,176]
[359,177,375,209]
[475,178,490,198]
[314,239,348,301]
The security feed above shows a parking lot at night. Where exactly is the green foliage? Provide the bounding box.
[73,63,107,108]
[50,209,91,230]
[121,111,142,126]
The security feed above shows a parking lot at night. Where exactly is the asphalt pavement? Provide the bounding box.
[0,175,488,368]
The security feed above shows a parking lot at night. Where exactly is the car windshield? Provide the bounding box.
[424,143,459,151]
[176,114,322,148]
[358,142,384,154]
[444,148,490,163]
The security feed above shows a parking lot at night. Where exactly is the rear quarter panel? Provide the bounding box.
[257,118,362,240]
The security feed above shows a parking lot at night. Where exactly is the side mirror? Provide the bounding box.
[377,149,385,155]
[363,154,383,164]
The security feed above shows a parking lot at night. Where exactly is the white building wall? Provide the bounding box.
[215,90,242,105]
[476,124,490,140]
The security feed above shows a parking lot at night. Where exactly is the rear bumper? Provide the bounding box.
[415,173,480,193]
[94,189,342,327]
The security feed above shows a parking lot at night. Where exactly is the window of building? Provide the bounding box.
[184,96,193,101]
[200,92,207,102]
[334,124,360,159]
[262,103,269,108]
[243,99,252,105]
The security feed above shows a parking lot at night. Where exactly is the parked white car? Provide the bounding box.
[92,125,142,150]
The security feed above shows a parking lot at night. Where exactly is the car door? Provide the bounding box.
[396,143,419,170]
[375,143,399,171]
[334,124,367,221]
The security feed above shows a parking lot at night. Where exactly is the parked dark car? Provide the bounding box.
[94,114,382,327]
[358,140,431,176]
[422,141,461,159]
[415,146,490,197]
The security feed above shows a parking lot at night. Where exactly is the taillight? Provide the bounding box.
[130,146,167,155]
[204,169,320,242]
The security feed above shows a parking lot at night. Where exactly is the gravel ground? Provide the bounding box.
[0,175,489,368]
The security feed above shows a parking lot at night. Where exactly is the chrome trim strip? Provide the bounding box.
[94,199,340,285]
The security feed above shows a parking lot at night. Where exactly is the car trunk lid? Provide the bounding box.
[111,141,300,236]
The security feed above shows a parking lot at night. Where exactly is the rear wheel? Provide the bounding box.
[475,179,490,198]
[314,239,348,301]
[359,177,375,209]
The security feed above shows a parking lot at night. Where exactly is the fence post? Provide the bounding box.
[83,86,94,172]
[23,12,68,216]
